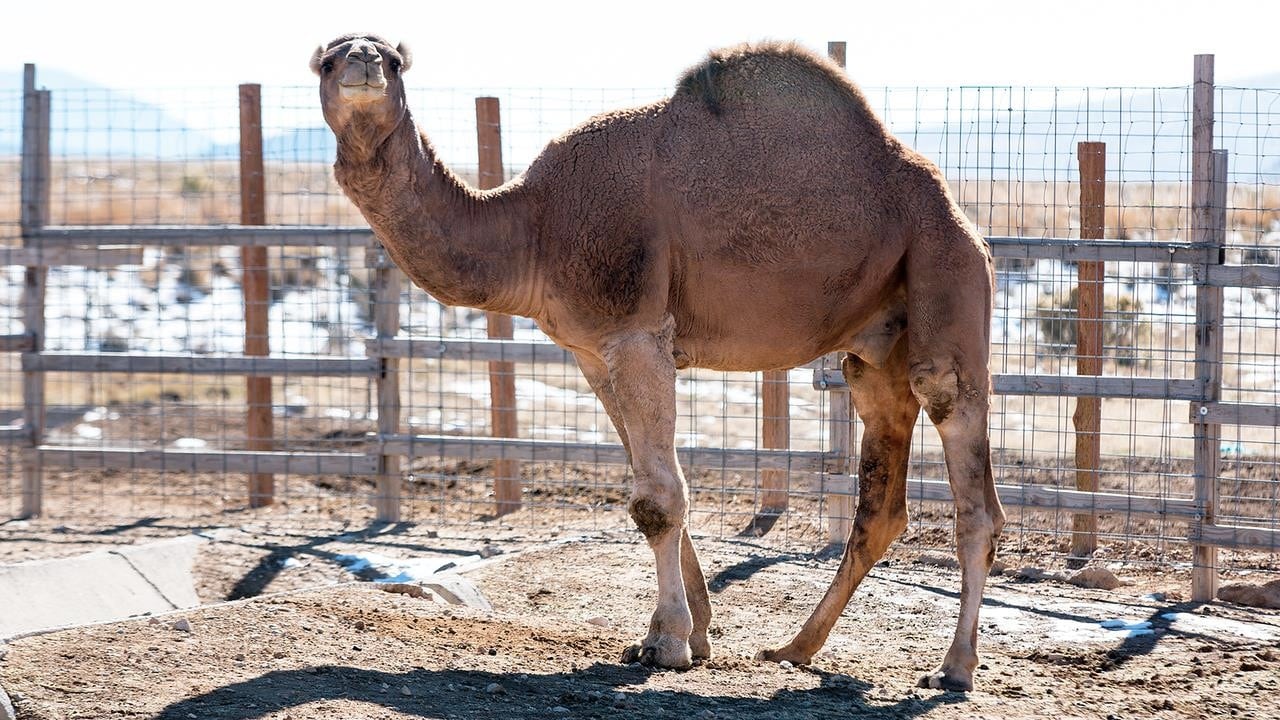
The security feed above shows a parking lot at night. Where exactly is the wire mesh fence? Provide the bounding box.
[1,58,1277,596]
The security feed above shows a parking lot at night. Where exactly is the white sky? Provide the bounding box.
[6,0,1279,93]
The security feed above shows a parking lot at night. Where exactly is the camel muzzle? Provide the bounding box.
[338,59,388,102]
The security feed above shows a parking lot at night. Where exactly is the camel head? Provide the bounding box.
[311,33,413,149]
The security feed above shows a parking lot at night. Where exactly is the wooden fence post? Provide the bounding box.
[824,40,855,546]
[373,253,403,522]
[239,84,274,507]
[20,65,49,518]
[1191,54,1224,602]
[1070,141,1105,565]
[476,96,521,516]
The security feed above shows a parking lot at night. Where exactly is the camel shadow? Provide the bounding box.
[153,662,965,719]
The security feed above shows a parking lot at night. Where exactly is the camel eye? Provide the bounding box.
[389,59,401,72]
[320,60,334,74]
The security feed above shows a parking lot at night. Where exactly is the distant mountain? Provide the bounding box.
[0,68,218,158]
[206,126,337,163]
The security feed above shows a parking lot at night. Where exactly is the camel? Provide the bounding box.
[312,34,1004,691]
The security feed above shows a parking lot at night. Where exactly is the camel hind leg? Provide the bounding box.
[907,223,1004,692]
[758,337,918,664]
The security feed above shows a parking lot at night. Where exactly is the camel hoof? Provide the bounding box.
[620,639,692,670]
[690,634,713,661]
[754,646,811,666]
[917,669,973,692]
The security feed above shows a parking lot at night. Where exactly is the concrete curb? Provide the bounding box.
[0,534,206,641]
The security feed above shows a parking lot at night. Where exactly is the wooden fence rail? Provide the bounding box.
[5,55,1278,603]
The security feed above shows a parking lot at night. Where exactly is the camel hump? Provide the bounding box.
[675,41,871,118]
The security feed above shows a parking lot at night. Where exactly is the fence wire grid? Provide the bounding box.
[1,67,1278,590]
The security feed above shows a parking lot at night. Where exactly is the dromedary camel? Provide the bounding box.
[313,34,1004,691]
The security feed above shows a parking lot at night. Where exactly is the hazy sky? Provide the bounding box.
[7,0,1279,94]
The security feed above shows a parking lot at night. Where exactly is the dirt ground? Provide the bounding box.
[3,531,1280,720]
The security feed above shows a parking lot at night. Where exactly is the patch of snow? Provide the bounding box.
[1160,612,1279,641]
[335,551,481,583]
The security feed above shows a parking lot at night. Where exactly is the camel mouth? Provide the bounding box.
[338,83,388,102]
[336,59,388,102]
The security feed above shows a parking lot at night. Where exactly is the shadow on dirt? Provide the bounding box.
[224,522,477,600]
[154,662,967,719]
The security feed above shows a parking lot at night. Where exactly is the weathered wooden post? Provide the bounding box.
[1190,53,1225,601]
[824,40,855,546]
[476,96,522,516]
[372,250,403,522]
[239,84,274,506]
[20,65,50,518]
[1070,141,1106,565]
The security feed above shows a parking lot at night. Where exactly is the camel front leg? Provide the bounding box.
[576,350,713,660]
[595,324,696,669]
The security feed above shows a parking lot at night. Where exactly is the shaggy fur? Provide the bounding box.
[314,35,1004,690]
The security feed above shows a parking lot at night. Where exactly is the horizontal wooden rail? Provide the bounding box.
[813,368,1204,400]
[1191,402,1280,427]
[367,337,574,364]
[987,237,1220,264]
[28,446,379,475]
[381,433,836,472]
[820,474,1199,519]
[1201,264,1280,288]
[1191,523,1280,551]
[0,334,34,352]
[22,352,379,376]
[1,246,144,267]
[27,225,376,248]
[0,426,28,444]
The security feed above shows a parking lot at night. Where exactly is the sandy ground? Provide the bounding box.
[3,533,1279,720]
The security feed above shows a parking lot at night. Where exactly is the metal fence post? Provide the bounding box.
[823,40,855,546]
[476,96,522,516]
[1190,54,1224,602]
[1070,141,1106,565]
[19,65,49,518]
[239,83,274,507]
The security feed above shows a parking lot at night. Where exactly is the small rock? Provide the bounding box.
[915,553,959,570]
[355,620,366,631]
[1217,579,1280,609]
[273,651,287,659]
[172,618,193,633]
[479,544,504,559]
[485,682,505,694]
[699,710,717,719]
[585,616,611,628]
[233,653,246,662]
[381,583,436,601]
[400,686,413,696]
[779,660,794,669]
[147,617,160,626]
[1067,567,1121,591]
[550,706,570,714]
[613,692,627,705]
[989,559,1008,576]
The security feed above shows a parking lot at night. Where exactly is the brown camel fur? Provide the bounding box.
[312,34,1004,691]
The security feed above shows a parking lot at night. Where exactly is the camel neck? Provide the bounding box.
[334,112,541,318]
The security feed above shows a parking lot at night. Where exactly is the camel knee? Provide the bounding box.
[909,361,961,425]
[629,482,688,539]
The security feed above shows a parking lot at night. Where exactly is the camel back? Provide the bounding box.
[675,42,886,135]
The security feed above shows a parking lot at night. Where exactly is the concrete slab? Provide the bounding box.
[0,535,205,639]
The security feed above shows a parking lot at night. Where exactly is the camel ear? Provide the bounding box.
[309,45,326,75]
[396,42,413,72]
